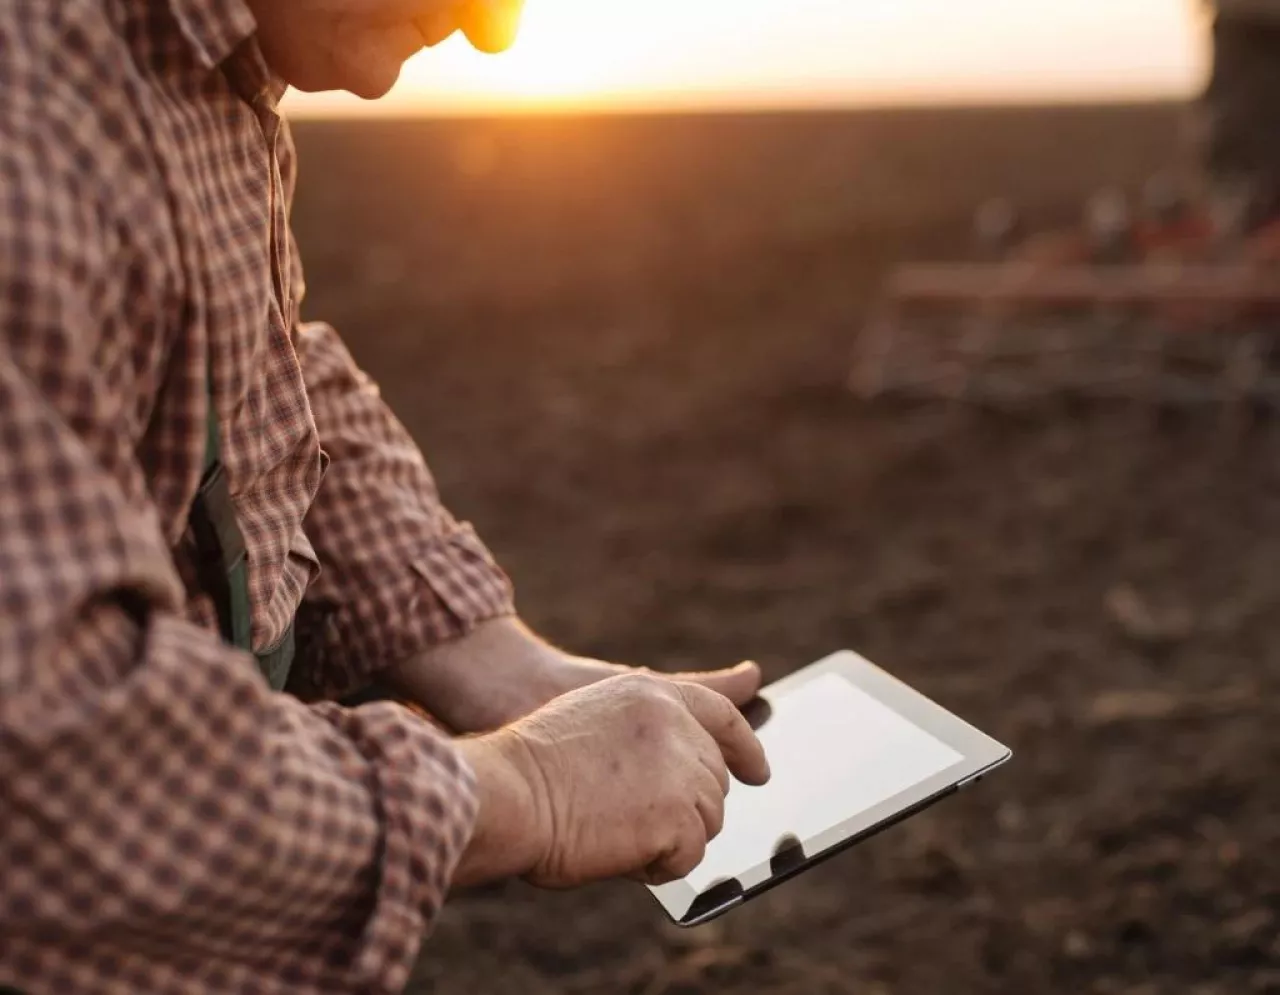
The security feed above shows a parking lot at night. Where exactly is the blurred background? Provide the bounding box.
[285,2,1279,992]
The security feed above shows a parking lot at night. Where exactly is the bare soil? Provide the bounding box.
[290,104,1280,995]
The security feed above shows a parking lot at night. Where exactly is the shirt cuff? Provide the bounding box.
[309,699,479,993]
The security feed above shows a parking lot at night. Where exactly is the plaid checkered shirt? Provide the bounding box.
[0,1,517,992]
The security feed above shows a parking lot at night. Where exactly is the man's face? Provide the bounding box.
[246,0,525,99]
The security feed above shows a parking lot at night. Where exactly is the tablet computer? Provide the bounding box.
[647,650,1012,926]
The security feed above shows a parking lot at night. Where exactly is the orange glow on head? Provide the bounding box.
[285,0,1204,116]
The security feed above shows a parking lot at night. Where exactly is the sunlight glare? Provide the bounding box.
[397,0,776,107]
[284,0,1202,116]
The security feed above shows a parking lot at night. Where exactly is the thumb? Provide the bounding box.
[670,661,762,706]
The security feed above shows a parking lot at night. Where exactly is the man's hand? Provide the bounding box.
[453,673,771,888]
[385,617,764,733]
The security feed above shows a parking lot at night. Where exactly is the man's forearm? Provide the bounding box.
[385,616,564,732]
[383,616,766,735]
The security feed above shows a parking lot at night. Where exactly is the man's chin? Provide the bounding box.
[345,73,399,101]
[289,61,402,101]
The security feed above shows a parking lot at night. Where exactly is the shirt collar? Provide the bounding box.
[168,0,259,70]
[169,0,288,109]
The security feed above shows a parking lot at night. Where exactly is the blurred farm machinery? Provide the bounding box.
[850,179,1280,417]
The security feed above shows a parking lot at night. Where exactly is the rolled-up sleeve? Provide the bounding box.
[284,136,515,699]
[0,138,474,995]
[295,320,516,698]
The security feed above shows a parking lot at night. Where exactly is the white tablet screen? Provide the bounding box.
[685,672,964,894]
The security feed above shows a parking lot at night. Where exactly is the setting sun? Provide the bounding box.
[436,0,645,100]
[394,0,784,110]
[284,0,1204,116]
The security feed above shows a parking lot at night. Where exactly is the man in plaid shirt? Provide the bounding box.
[0,2,769,993]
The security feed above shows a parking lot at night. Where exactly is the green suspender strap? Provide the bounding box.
[189,383,296,691]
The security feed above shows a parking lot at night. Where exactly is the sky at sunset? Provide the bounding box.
[284,0,1206,115]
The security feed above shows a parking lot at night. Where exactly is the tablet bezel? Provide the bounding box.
[647,650,1012,926]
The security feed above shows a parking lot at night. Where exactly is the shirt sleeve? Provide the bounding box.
[282,128,516,701]
[0,100,474,995]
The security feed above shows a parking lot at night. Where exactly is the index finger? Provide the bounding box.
[676,683,771,786]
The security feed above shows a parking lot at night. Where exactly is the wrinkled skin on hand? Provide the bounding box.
[454,673,772,889]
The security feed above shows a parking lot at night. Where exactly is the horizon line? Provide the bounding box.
[284,86,1196,120]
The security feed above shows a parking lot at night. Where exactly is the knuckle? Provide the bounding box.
[673,829,708,877]
[611,671,651,693]
[659,792,690,824]
[639,691,689,729]
[670,854,700,880]
[683,681,734,726]
[612,677,668,727]
[708,694,739,730]
[706,799,726,839]
[617,672,672,705]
